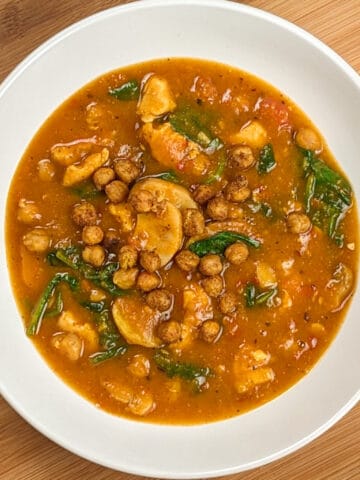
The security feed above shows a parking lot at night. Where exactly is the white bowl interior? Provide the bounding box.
[0,0,359,477]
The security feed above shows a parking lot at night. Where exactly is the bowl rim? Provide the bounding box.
[0,0,359,477]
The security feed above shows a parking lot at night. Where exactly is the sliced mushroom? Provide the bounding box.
[112,296,162,348]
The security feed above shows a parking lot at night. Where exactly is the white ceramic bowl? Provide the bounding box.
[0,0,359,477]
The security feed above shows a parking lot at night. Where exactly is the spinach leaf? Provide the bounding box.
[245,283,277,308]
[69,181,102,200]
[154,350,212,391]
[156,170,181,184]
[188,231,261,257]
[169,105,223,151]
[204,151,227,184]
[247,202,273,218]
[27,272,79,336]
[301,149,352,243]
[109,80,140,101]
[257,143,276,174]
[44,291,64,318]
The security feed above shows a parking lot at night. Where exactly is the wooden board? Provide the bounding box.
[0,1,359,479]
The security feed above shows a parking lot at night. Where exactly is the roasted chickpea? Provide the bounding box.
[93,167,115,190]
[228,145,256,170]
[114,159,141,184]
[175,250,200,272]
[103,229,121,249]
[127,354,150,378]
[295,127,322,151]
[287,212,312,234]
[118,245,138,269]
[182,208,205,236]
[146,289,172,311]
[140,250,161,273]
[225,176,251,203]
[105,180,129,204]
[113,268,139,289]
[199,254,222,276]
[157,320,182,343]
[82,245,105,267]
[23,229,51,253]
[219,292,238,314]
[82,225,104,245]
[137,271,161,292]
[192,184,216,204]
[200,320,221,343]
[129,189,155,213]
[225,242,249,265]
[202,275,223,297]
[72,202,97,227]
[206,196,229,220]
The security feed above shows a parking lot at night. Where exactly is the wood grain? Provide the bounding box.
[0,1,359,479]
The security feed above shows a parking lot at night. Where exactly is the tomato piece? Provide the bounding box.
[258,97,290,127]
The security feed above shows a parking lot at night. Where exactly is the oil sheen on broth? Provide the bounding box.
[6,58,358,424]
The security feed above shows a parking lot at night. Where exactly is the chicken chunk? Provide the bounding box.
[51,333,83,361]
[23,229,51,253]
[108,203,135,233]
[51,141,93,166]
[17,199,41,224]
[57,310,98,351]
[142,122,210,176]
[326,263,354,312]
[233,346,275,394]
[229,120,268,148]
[137,74,176,122]
[102,380,155,416]
[63,148,109,186]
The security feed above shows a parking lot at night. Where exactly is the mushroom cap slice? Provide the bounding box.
[130,200,183,267]
[112,297,162,348]
[131,178,197,210]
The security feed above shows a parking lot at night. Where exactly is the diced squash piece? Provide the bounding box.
[256,261,277,288]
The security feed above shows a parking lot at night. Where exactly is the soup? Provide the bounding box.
[6,58,358,424]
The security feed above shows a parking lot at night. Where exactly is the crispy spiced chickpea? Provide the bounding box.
[127,354,150,378]
[225,242,249,265]
[118,245,138,269]
[93,167,115,190]
[202,275,223,297]
[113,268,139,289]
[140,250,161,273]
[192,184,216,205]
[228,145,256,171]
[146,289,172,311]
[219,292,238,314]
[137,271,161,292]
[295,127,322,151]
[72,202,97,227]
[23,229,51,253]
[199,254,223,276]
[105,180,129,204]
[158,320,182,343]
[129,189,154,213]
[206,196,229,220]
[225,176,251,203]
[114,159,141,184]
[175,250,200,272]
[82,225,104,245]
[182,208,205,236]
[200,320,221,343]
[287,212,312,234]
[82,245,105,267]
[103,229,121,249]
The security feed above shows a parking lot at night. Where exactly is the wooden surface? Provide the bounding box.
[0,0,359,479]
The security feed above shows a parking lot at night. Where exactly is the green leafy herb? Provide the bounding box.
[154,350,212,391]
[69,181,102,200]
[247,202,273,218]
[204,151,227,184]
[258,143,276,174]
[81,300,106,313]
[50,247,126,296]
[245,283,277,308]
[169,105,223,151]
[88,309,127,364]
[109,80,140,101]
[45,291,64,318]
[188,231,261,257]
[156,170,181,184]
[301,149,352,243]
[27,272,79,336]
